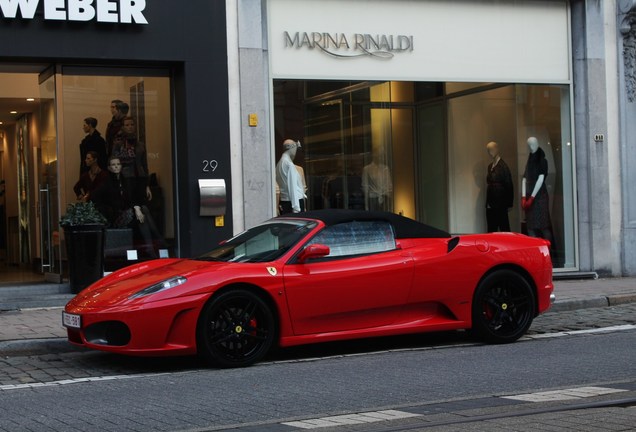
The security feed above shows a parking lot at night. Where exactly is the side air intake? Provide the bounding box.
[447,236,460,253]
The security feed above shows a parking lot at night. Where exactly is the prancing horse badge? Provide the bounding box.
[267,267,277,276]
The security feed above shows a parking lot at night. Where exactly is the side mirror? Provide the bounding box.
[297,244,330,263]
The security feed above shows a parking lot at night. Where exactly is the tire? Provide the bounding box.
[197,289,276,368]
[471,270,536,344]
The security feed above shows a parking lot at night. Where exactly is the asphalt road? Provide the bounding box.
[1,304,635,431]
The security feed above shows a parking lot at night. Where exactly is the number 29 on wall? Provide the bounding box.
[202,160,219,172]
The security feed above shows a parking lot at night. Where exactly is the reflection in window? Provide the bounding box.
[199,221,316,263]
[307,221,396,258]
[275,81,414,215]
[61,72,174,265]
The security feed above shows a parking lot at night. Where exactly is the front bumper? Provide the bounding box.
[64,293,210,356]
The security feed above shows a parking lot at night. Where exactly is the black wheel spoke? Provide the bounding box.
[488,309,504,329]
[211,331,235,345]
[242,300,258,322]
[484,294,501,308]
[243,326,269,341]
[510,295,530,308]
[221,308,237,324]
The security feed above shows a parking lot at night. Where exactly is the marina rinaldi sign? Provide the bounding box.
[0,0,148,24]
[284,31,414,59]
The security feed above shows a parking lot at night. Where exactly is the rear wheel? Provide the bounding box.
[472,270,535,343]
[197,289,276,368]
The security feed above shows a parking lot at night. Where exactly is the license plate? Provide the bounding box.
[62,312,81,329]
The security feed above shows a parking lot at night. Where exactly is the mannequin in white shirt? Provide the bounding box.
[362,150,392,211]
[276,139,306,214]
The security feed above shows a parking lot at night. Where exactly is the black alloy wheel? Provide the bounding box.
[471,270,536,344]
[197,289,276,368]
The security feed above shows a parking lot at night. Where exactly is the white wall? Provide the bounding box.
[268,0,570,83]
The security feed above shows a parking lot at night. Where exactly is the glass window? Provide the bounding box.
[273,79,576,270]
[307,221,396,258]
[447,83,575,268]
[60,71,175,263]
[275,81,413,215]
[515,84,575,269]
[198,221,316,263]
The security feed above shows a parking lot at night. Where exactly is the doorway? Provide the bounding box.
[0,66,49,284]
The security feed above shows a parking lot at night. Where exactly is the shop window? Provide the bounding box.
[60,72,174,265]
[273,79,576,269]
[274,80,416,216]
[447,84,575,268]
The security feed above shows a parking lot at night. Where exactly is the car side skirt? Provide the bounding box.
[278,320,468,347]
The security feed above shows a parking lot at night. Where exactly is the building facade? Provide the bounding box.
[1,0,634,284]
[0,1,233,283]
[228,0,636,276]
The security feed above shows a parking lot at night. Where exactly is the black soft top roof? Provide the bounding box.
[280,209,451,239]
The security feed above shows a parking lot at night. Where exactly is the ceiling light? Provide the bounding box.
[26,98,35,102]
[10,111,17,114]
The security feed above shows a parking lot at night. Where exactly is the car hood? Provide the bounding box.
[66,258,231,309]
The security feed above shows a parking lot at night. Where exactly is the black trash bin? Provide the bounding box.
[64,224,106,294]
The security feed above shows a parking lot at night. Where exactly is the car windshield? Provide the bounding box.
[196,220,317,263]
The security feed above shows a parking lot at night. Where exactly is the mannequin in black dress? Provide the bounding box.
[521,136,553,243]
[485,141,513,232]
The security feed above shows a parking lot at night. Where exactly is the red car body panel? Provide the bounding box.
[64,215,553,357]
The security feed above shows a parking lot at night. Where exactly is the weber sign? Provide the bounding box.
[0,0,148,24]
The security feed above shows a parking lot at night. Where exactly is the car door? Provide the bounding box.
[283,221,414,335]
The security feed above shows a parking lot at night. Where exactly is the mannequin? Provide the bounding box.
[95,156,166,259]
[79,117,107,174]
[485,141,513,232]
[521,136,553,243]
[276,139,306,214]
[73,150,109,204]
[362,150,393,211]
[106,100,129,156]
[111,116,152,203]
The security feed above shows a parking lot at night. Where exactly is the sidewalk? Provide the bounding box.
[0,277,635,348]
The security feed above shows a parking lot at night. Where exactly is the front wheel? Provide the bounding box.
[197,289,276,368]
[471,270,536,344]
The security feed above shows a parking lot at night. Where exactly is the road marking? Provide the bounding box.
[502,386,628,402]
[281,410,421,429]
[0,373,171,391]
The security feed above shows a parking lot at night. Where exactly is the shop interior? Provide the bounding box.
[0,65,174,285]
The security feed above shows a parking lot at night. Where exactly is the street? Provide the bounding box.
[0,303,635,431]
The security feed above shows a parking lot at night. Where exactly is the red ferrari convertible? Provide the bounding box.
[63,210,554,368]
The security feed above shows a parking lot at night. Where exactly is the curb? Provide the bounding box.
[608,294,636,306]
[550,294,636,312]
[0,338,81,357]
[550,297,609,312]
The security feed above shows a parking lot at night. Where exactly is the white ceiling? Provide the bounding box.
[0,67,46,129]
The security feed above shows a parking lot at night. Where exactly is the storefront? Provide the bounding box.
[0,1,232,283]
[254,0,577,270]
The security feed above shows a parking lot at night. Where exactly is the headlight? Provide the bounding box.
[129,276,187,299]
